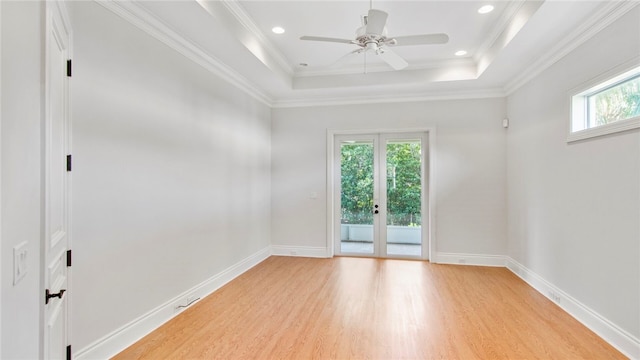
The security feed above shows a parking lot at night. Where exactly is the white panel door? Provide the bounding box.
[44,2,71,359]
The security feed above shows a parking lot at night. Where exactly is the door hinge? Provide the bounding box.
[45,289,66,305]
[67,59,72,77]
[66,249,72,267]
[66,154,72,172]
[66,345,71,360]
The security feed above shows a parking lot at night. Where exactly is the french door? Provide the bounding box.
[334,132,428,259]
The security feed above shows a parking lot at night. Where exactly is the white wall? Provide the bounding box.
[0,2,44,359]
[506,7,640,340]
[271,98,507,257]
[69,2,271,352]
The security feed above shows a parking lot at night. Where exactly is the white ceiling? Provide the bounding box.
[128,0,628,106]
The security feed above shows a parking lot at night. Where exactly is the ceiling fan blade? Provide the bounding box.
[330,48,365,67]
[300,36,354,44]
[366,9,388,35]
[390,34,449,46]
[378,48,408,70]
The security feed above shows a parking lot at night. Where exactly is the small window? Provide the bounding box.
[569,64,640,142]
[587,75,640,127]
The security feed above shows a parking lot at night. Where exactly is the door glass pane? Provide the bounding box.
[340,140,374,254]
[386,139,422,257]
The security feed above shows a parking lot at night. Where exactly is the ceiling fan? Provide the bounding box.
[300,7,449,71]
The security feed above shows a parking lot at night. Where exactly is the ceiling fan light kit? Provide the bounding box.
[300,7,449,71]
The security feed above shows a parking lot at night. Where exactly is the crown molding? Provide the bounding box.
[504,1,640,95]
[477,0,544,78]
[474,0,527,64]
[272,88,505,108]
[91,0,635,110]
[220,0,294,77]
[95,0,273,107]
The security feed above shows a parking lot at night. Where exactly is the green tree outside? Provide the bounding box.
[386,142,421,226]
[591,75,640,126]
[340,143,374,224]
[340,141,422,226]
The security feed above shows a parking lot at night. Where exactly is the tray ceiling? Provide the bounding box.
[107,0,632,106]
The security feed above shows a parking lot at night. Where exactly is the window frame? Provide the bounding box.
[568,59,640,143]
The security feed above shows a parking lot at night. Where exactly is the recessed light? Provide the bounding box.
[455,50,467,56]
[271,26,285,34]
[478,5,494,14]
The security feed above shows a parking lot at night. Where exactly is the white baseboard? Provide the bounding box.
[434,252,506,267]
[506,257,640,360]
[271,245,329,258]
[74,246,272,360]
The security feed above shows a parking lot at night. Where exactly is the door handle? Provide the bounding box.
[45,289,66,305]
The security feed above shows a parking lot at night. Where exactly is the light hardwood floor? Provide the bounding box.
[114,256,626,359]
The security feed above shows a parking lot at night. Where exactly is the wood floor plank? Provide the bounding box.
[113,256,626,359]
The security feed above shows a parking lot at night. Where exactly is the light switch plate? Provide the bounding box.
[13,241,28,285]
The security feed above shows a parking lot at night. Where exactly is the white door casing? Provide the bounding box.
[0,2,3,355]
[44,1,71,359]
[331,131,430,260]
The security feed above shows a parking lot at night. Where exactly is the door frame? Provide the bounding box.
[326,128,437,260]
[0,2,3,355]
[42,1,72,358]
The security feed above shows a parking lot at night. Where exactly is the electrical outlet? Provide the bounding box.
[548,291,561,303]
[13,242,28,285]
